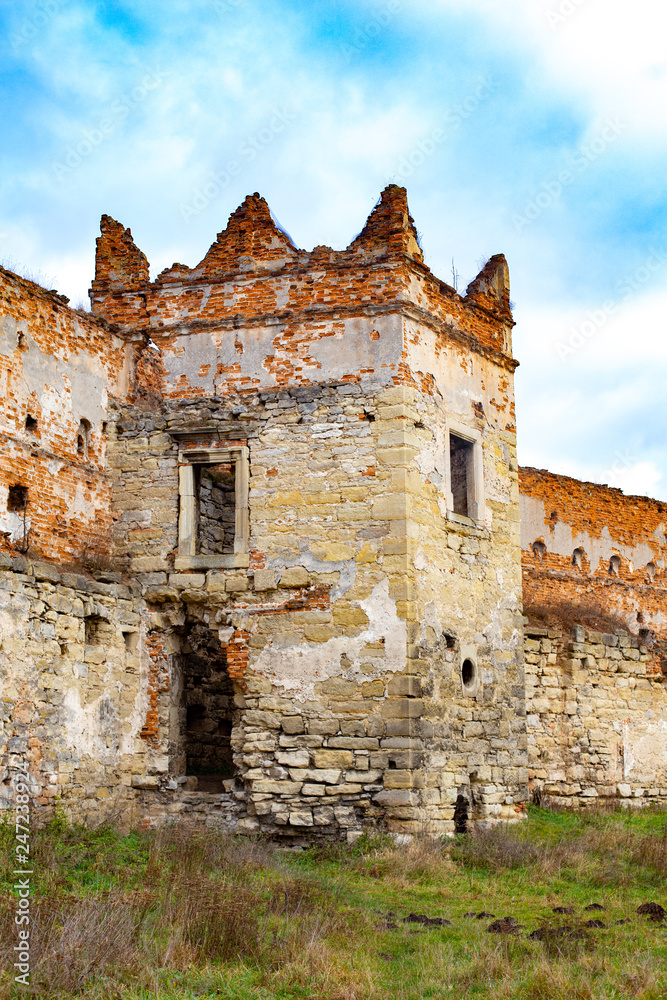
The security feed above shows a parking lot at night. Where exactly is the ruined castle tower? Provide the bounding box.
[1,187,527,835]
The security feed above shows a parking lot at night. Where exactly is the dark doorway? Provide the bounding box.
[453,794,469,834]
[180,624,236,792]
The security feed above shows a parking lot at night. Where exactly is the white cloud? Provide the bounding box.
[423,0,667,144]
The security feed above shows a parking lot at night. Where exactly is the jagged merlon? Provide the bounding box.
[465,254,511,315]
[91,216,150,293]
[347,185,423,263]
[196,193,298,276]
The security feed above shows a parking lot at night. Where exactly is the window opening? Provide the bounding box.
[461,658,477,692]
[77,418,91,459]
[609,555,621,577]
[7,485,28,513]
[532,540,546,562]
[646,562,656,583]
[198,462,236,555]
[572,547,584,569]
[176,444,249,570]
[449,433,474,517]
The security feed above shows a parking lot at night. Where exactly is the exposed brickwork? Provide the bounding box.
[140,633,171,746]
[520,467,667,642]
[0,266,129,565]
[2,186,666,837]
[225,629,249,681]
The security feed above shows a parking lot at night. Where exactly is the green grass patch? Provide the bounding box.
[1,806,667,998]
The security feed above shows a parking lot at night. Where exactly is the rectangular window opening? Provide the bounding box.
[7,485,28,513]
[197,461,236,555]
[176,444,249,570]
[450,433,474,518]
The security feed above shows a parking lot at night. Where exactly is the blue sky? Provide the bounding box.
[2,0,666,498]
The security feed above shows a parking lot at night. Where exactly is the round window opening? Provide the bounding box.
[461,658,476,691]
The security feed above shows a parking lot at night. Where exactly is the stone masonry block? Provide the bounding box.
[387,675,422,697]
[380,699,424,719]
[279,566,309,588]
[312,749,354,769]
[281,716,305,734]
[254,568,276,591]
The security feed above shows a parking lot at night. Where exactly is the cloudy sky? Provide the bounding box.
[2,0,666,498]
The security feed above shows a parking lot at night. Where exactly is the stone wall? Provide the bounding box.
[6,183,666,838]
[0,555,146,823]
[526,625,667,806]
[90,184,526,837]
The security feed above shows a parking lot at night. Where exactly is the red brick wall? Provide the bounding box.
[520,467,667,641]
[0,267,130,564]
[89,186,514,400]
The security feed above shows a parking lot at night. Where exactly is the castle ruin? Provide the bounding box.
[1,186,666,838]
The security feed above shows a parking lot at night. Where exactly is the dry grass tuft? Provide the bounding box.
[451,824,543,871]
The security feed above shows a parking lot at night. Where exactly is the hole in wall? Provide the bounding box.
[197,463,236,555]
[450,433,474,517]
[639,627,654,649]
[77,418,91,459]
[453,794,469,834]
[444,633,456,649]
[646,562,656,583]
[7,485,28,512]
[85,614,114,646]
[532,540,546,562]
[388,760,397,770]
[25,415,38,433]
[179,624,238,792]
[609,555,621,577]
[16,332,27,350]
[123,631,139,652]
[461,658,477,692]
[572,547,584,569]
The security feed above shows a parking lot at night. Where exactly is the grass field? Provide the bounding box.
[1,805,666,999]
